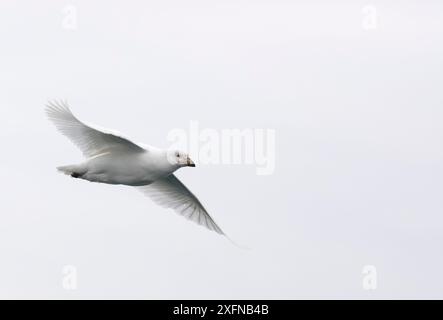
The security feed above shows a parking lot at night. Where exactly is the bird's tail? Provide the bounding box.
[57,164,85,178]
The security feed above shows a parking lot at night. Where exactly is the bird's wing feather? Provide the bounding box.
[46,100,145,157]
[137,174,224,235]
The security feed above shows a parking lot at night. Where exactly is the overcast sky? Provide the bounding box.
[0,0,442,299]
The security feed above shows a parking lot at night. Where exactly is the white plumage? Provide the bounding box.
[46,100,225,235]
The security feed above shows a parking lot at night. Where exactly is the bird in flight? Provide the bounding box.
[45,100,225,236]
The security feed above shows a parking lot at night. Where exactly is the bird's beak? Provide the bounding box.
[187,157,196,167]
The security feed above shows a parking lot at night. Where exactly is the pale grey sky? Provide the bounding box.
[0,0,442,298]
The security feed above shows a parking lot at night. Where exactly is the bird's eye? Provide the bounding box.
[176,153,180,157]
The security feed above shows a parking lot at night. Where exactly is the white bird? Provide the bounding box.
[45,100,225,235]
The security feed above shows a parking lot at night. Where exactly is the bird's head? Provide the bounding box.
[167,150,195,168]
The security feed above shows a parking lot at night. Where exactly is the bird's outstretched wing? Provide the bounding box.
[137,174,224,235]
[45,100,145,158]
